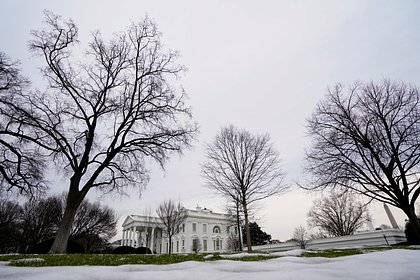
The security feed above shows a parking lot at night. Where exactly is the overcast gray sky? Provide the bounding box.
[2,0,420,241]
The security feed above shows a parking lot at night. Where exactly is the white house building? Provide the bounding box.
[121,206,239,254]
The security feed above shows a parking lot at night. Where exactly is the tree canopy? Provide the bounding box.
[305,80,420,240]
[156,200,187,254]
[307,191,369,237]
[202,125,287,252]
[0,11,197,253]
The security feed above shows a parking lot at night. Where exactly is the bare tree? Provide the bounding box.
[156,200,187,254]
[226,232,241,252]
[0,199,22,253]
[308,230,328,240]
[226,199,243,251]
[0,12,196,253]
[19,197,62,252]
[305,80,420,240]
[378,224,392,230]
[293,225,308,249]
[68,198,117,252]
[0,52,46,196]
[202,125,287,252]
[308,191,369,237]
[191,237,202,253]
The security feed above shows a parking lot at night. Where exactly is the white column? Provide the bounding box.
[150,227,155,254]
[124,228,127,246]
[129,227,133,247]
[139,227,143,248]
[161,229,164,254]
[121,230,125,246]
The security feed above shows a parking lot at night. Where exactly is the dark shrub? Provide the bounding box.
[112,246,137,254]
[27,240,53,254]
[405,218,420,245]
[29,239,84,254]
[67,240,85,253]
[91,245,114,254]
[136,247,152,254]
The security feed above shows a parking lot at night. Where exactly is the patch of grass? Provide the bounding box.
[4,254,207,267]
[2,253,277,267]
[301,248,364,258]
[0,254,34,262]
[222,255,277,262]
[3,246,418,266]
[302,245,420,258]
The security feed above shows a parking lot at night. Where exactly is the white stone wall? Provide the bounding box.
[252,229,407,251]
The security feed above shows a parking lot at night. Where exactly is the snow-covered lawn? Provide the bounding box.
[0,249,419,280]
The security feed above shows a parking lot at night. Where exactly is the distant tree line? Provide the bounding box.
[0,195,117,253]
[307,191,369,237]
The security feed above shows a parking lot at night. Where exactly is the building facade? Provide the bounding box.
[121,206,239,254]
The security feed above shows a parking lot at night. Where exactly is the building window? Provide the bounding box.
[213,226,221,233]
[182,223,185,233]
[192,238,200,253]
[203,240,207,251]
[192,223,197,233]
[182,239,185,250]
[203,224,207,233]
[227,226,230,234]
[177,241,179,252]
[213,239,221,251]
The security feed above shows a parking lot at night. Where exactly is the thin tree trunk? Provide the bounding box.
[168,235,172,254]
[235,202,242,251]
[243,201,252,252]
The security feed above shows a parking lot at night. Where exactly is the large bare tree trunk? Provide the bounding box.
[243,202,252,253]
[404,206,420,241]
[49,185,85,253]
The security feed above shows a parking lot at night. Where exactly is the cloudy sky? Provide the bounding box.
[2,0,420,241]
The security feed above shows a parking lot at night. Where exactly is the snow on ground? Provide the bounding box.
[0,249,419,280]
[268,249,304,257]
[12,258,44,264]
[219,249,304,258]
